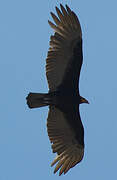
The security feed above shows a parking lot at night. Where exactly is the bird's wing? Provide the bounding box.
[46,4,83,92]
[47,106,84,175]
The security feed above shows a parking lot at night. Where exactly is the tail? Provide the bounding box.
[26,92,50,109]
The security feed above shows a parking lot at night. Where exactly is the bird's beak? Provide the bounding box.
[85,99,89,104]
[81,97,89,104]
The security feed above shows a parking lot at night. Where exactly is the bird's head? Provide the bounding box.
[80,96,89,104]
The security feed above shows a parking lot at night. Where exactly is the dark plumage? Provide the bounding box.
[26,4,89,176]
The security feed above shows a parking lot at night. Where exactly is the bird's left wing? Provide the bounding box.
[47,106,84,175]
[46,4,83,92]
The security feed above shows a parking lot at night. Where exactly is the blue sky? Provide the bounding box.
[0,0,117,179]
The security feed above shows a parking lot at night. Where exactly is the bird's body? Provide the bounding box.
[26,4,89,176]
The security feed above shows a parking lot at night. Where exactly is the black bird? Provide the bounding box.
[26,4,89,176]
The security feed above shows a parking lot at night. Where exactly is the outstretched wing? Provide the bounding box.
[47,106,84,175]
[46,4,83,92]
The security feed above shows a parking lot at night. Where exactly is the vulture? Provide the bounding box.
[26,4,89,176]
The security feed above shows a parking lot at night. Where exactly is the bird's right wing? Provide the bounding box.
[47,106,84,176]
[46,4,83,92]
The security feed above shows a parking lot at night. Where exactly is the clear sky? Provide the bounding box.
[0,0,117,179]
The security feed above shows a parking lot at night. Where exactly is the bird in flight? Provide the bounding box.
[26,4,89,176]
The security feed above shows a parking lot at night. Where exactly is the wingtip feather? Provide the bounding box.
[51,12,60,25]
[65,4,72,13]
